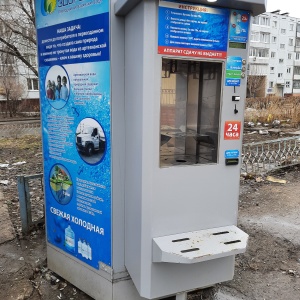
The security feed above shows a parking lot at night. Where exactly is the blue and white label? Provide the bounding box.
[225,150,240,159]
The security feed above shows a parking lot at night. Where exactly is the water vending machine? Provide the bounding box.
[35,0,266,299]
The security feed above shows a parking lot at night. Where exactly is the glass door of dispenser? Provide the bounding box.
[160,58,223,167]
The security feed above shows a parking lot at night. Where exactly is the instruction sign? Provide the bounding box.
[224,121,241,140]
[36,0,111,270]
[158,0,230,59]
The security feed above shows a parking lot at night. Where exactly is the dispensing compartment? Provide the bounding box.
[160,59,223,167]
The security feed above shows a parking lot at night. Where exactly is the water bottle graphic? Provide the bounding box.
[78,238,82,255]
[65,225,75,252]
[235,14,241,34]
[82,240,88,259]
[87,243,92,260]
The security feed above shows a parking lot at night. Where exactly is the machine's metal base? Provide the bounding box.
[47,244,146,300]
[47,243,235,300]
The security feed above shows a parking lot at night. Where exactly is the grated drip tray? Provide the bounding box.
[153,225,248,264]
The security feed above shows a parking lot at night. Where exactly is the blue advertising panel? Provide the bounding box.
[158,0,230,59]
[229,9,250,43]
[36,0,111,269]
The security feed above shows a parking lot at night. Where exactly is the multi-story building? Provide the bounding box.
[0,0,39,113]
[249,10,300,97]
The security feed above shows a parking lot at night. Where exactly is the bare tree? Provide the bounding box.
[0,51,25,117]
[247,75,266,98]
[247,62,268,98]
[0,0,37,77]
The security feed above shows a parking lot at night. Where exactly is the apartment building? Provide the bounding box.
[249,10,300,97]
[0,0,39,111]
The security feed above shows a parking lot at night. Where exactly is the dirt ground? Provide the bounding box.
[0,131,300,299]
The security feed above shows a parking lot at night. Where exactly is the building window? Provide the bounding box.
[290,24,294,31]
[269,81,274,88]
[27,78,39,90]
[278,73,283,78]
[270,66,275,73]
[294,66,300,75]
[28,54,37,66]
[296,53,300,60]
[289,39,293,46]
[273,21,277,28]
[293,81,300,89]
[279,59,284,63]
[281,28,286,34]
[296,39,300,47]
[252,16,259,25]
[250,31,259,42]
[260,32,270,43]
[249,47,269,58]
[287,67,291,73]
[260,16,270,26]
[271,52,276,58]
[286,81,290,88]
[288,53,292,59]
[272,36,277,43]
[280,44,285,49]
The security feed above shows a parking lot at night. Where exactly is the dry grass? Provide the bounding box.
[245,96,300,126]
[0,135,41,150]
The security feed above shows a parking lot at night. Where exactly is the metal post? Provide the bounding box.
[17,175,31,234]
[17,174,43,234]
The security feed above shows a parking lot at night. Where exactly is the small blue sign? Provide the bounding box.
[225,150,240,159]
[225,78,241,86]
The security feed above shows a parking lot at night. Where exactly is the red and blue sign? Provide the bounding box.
[229,9,250,43]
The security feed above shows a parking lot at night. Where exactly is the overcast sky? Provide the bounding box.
[266,0,300,18]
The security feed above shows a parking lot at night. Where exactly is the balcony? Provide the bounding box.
[294,74,300,80]
[293,88,300,94]
[294,60,300,66]
[250,57,269,64]
[276,79,284,85]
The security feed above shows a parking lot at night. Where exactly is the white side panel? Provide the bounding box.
[124,1,145,292]
[111,0,127,274]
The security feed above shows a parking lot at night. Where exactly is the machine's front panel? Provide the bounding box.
[125,1,255,298]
